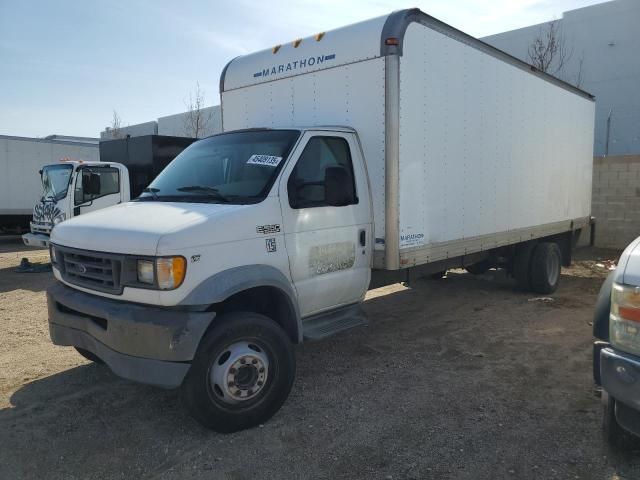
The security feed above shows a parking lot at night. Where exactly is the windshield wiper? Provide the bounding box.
[142,187,160,200]
[176,186,229,203]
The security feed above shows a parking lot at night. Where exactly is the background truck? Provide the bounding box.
[22,135,196,247]
[46,9,595,433]
[0,135,99,234]
[593,236,640,448]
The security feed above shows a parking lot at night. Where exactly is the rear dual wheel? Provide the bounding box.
[181,312,295,433]
[513,241,562,294]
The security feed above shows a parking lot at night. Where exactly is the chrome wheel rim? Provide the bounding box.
[210,341,269,405]
[547,251,560,285]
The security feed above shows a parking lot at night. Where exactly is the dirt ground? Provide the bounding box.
[1,237,638,479]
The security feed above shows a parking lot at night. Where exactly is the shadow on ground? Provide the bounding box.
[2,252,638,479]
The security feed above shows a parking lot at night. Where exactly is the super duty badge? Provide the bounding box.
[256,224,281,235]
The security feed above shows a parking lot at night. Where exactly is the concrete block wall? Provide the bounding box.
[592,155,640,249]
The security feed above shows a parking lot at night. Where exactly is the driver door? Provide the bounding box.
[73,166,124,216]
[278,131,372,318]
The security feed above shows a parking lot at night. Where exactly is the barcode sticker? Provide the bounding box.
[247,155,283,167]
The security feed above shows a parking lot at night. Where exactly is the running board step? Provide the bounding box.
[302,304,368,341]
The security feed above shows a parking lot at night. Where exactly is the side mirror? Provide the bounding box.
[325,166,355,206]
[82,171,101,196]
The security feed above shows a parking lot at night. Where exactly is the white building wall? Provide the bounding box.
[158,106,222,138]
[101,121,158,140]
[482,0,640,155]
[100,106,222,140]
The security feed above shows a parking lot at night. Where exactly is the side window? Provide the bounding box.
[288,137,357,209]
[75,168,120,205]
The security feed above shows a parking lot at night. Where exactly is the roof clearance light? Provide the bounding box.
[315,32,325,41]
[293,39,302,48]
[385,37,400,46]
[272,45,281,54]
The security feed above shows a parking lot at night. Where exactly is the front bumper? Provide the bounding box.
[22,232,50,248]
[47,282,215,388]
[601,347,640,437]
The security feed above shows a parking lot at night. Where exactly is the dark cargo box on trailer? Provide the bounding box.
[99,135,197,198]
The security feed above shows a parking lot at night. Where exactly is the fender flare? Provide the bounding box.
[180,265,302,343]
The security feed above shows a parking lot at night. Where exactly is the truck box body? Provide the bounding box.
[220,10,595,270]
[99,135,197,198]
[0,135,99,229]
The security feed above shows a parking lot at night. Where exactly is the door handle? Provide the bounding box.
[359,229,366,247]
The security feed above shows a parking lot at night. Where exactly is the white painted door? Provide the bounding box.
[279,131,372,317]
[73,165,125,217]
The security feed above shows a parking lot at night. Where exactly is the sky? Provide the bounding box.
[0,0,610,138]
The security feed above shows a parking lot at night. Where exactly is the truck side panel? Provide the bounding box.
[397,23,594,262]
[0,136,99,218]
[222,57,388,249]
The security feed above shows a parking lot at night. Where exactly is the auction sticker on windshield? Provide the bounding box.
[247,155,283,167]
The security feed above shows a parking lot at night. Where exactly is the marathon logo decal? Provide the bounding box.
[253,54,336,79]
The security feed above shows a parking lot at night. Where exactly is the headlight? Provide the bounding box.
[137,260,155,284]
[52,213,66,225]
[49,245,57,264]
[610,283,640,356]
[136,257,186,290]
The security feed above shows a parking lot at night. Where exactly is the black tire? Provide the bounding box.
[181,312,295,433]
[603,391,634,449]
[466,260,491,275]
[75,347,104,364]
[529,242,562,294]
[513,242,535,290]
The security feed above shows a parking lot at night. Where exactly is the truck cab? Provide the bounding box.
[22,161,130,248]
[47,127,371,432]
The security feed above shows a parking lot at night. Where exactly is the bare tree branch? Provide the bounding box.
[184,82,210,138]
[110,110,123,139]
[527,20,573,77]
[574,54,585,88]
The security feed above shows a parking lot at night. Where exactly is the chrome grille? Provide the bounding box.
[56,247,123,294]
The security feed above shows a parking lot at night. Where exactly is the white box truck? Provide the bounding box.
[0,135,99,233]
[22,135,196,248]
[45,9,595,432]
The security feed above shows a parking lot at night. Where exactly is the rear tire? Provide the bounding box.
[513,242,535,290]
[181,312,295,433]
[529,242,562,294]
[75,347,104,364]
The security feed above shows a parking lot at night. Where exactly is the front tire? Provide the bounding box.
[181,312,296,433]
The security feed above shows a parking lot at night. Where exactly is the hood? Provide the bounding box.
[619,236,640,287]
[51,201,246,255]
[33,198,64,224]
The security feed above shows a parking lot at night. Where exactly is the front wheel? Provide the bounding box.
[181,312,296,433]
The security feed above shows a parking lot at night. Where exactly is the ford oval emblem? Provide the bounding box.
[77,264,87,274]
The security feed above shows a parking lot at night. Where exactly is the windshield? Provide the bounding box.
[42,164,73,201]
[138,130,300,204]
